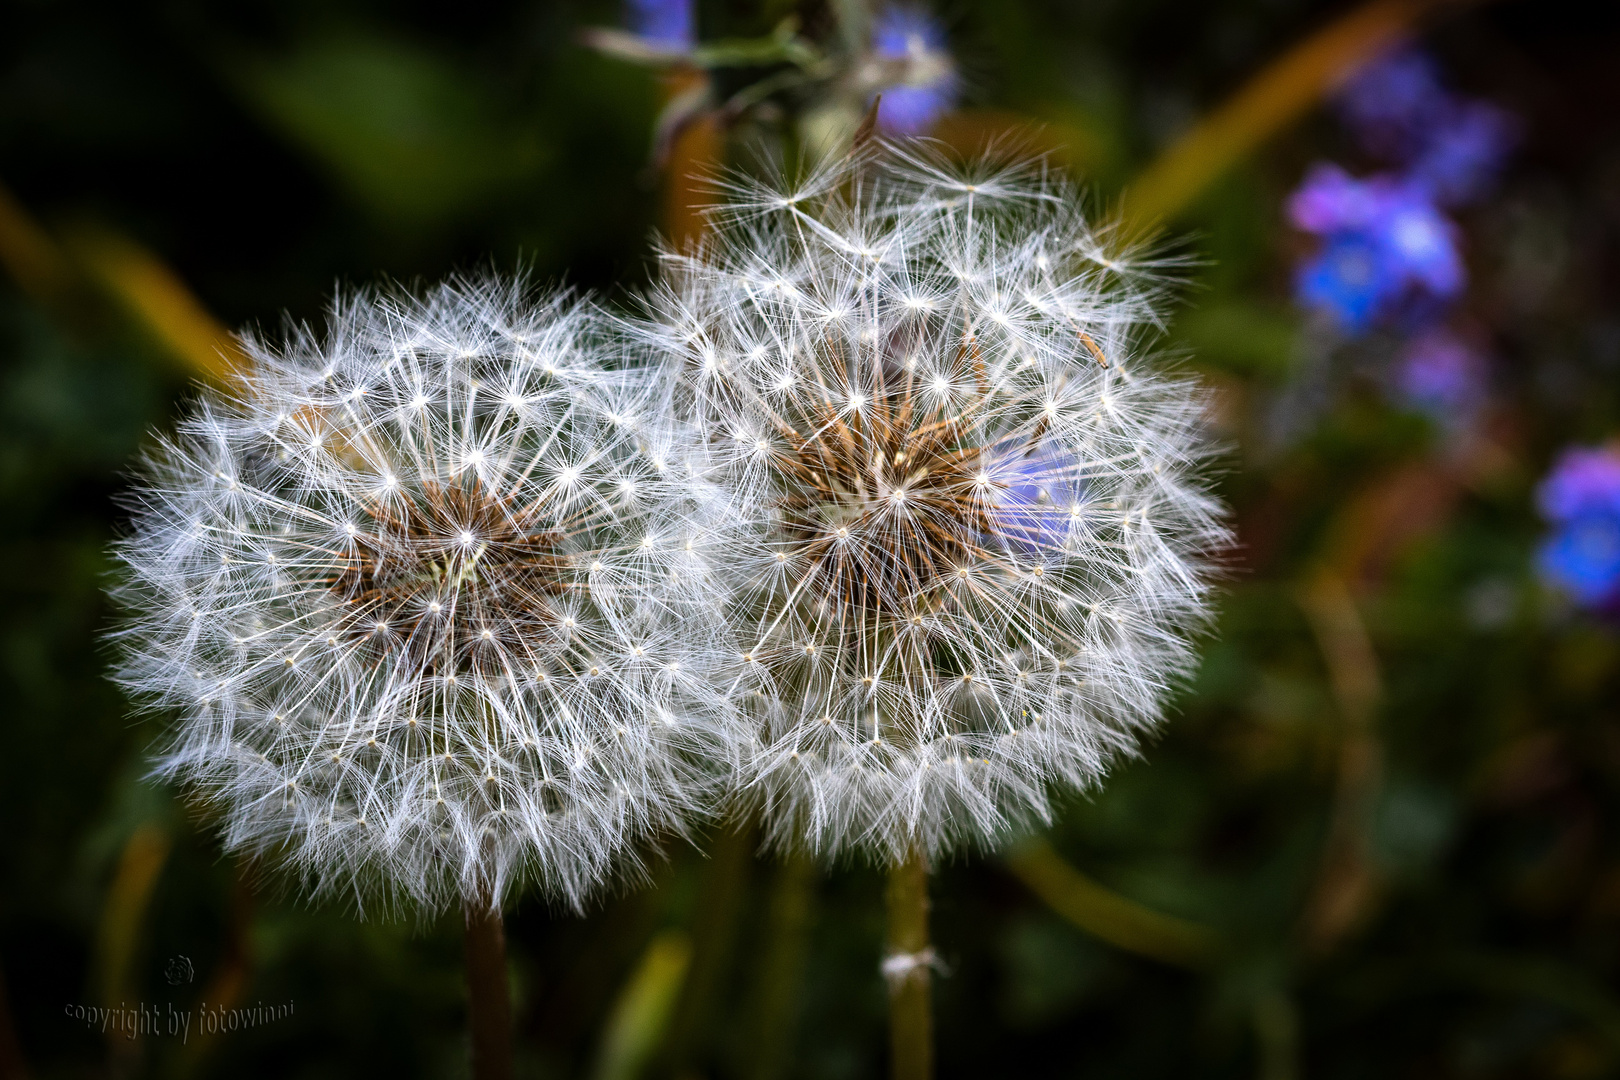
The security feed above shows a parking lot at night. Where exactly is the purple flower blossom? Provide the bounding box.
[1395,328,1487,418]
[1410,100,1517,206]
[1337,49,1515,207]
[1288,164,1464,331]
[1338,50,1451,164]
[626,0,694,48]
[986,450,1083,557]
[1539,448,1620,522]
[1287,162,1391,233]
[1536,447,1620,610]
[871,7,957,134]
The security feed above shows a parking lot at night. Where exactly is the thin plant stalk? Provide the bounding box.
[661,820,756,1073]
[885,846,932,1080]
[748,849,818,1080]
[465,903,514,1080]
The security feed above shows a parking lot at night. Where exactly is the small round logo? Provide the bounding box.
[163,955,195,986]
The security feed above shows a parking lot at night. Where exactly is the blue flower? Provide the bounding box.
[1536,447,1620,609]
[1338,50,1451,164]
[871,7,957,135]
[985,450,1082,558]
[1538,448,1620,522]
[1539,518,1620,608]
[1288,165,1464,331]
[1337,49,1515,207]
[1296,235,1394,331]
[626,0,694,48]
[1410,100,1517,206]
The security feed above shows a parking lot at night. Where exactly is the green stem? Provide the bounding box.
[465,903,514,1080]
[885,846,932,1080]
[748,849,818,1080]
[661,820,755,1073]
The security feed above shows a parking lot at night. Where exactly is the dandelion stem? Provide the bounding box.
[662,821,755,1072]
[748,849,818,1080]
[885,846,932,1080]
[464,903,514,1080]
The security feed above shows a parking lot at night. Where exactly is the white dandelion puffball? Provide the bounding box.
[642,147,1229,863]
[113,280,737,912]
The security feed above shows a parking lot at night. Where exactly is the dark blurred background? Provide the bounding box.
[7,0,1620,1077]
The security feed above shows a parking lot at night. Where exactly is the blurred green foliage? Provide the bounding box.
[237,36,552,225]
[6,1,1620,1078]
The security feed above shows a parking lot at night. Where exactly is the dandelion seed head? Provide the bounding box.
[112,277,740,914]
[643,146,1227,864]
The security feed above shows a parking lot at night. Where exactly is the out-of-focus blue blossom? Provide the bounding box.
[1294,50,1515,420]
[1537,447,1620,609]
[1538,447,1620,522]
[871,7,957,134]
[1410,100,1517,205]
[1338,50,1450,164]
[1337,49,1516,207]
[1287,161,1389,232]
[1296,235,1394,331]
[1288,164,1464,330]
[1395,328,1487,418]
[987,450,1083,558]
[626,0,694,48]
